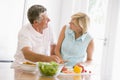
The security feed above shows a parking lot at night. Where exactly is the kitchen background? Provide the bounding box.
[0,0,120,80]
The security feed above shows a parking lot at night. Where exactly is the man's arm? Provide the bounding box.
[22,47,61,63]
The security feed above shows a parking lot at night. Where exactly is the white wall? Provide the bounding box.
[0,0,24,60]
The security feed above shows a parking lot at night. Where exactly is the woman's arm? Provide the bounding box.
[55,25,66,60]
[85,39,94,65]
[50,44,56,55]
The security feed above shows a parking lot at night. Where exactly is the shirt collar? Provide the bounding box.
[68,28,87,41]
[28,23,44,37]
[76,33,87,41]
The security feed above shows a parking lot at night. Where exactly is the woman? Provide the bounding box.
[55,12,94,67]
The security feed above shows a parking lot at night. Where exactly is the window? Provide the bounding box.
[0,0,24,61]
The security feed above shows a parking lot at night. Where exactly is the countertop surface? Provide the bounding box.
[0,62,100,80]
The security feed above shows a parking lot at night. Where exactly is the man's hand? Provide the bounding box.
[47,55,61,63]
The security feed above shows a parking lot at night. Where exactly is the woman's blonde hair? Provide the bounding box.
[71,12,90,34]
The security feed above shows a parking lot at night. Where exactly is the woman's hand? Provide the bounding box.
[76,60,92,67]
[76,62,85,66]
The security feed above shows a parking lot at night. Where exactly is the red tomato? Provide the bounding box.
[77,65,85,72]
[61,66,68,72]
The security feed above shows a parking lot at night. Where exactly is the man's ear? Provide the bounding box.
[33,20,38,24]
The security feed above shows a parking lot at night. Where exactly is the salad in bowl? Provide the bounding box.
[37,61,64,77]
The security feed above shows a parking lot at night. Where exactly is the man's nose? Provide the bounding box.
[48,17,50,22]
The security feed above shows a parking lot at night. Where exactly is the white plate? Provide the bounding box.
[59,66,92,76]
[59,72,91,76]
[19,62,36,72]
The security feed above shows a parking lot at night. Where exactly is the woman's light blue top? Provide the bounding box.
[61,25,92,67]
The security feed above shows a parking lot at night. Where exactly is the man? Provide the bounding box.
[13,5,61,66]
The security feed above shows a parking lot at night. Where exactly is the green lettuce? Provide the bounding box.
[38,62,59,76]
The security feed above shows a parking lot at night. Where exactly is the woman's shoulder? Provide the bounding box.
[60,24,69,32]
[64,24,73,32]
[86,32,93,39]
[60,25,66,33]
[84,32,93,42]
[65,24,70,29]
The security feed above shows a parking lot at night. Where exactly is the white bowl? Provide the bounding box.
[19,62,36,72]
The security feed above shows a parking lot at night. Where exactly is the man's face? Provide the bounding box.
[37,12,50,30]
[40,14,50,29]
[34,13,50,32]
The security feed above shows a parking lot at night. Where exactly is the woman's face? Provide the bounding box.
[69,19,82,33]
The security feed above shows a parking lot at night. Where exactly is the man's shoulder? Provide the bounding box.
[19,23,31,36]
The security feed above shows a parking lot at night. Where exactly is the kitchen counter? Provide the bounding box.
[0,62,100,80]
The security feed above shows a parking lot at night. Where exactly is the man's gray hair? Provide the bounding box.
[27,5,47,24]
